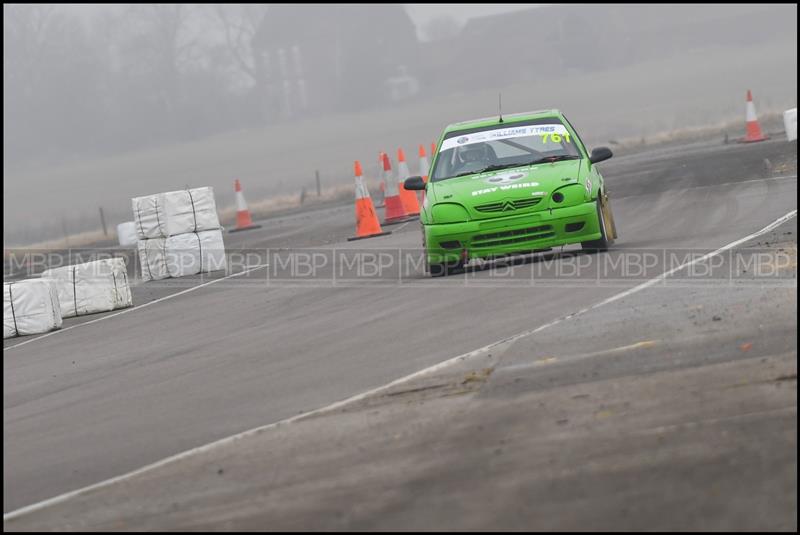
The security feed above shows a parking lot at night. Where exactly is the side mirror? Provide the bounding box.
[589,147,613,164]
[404,176,426,191]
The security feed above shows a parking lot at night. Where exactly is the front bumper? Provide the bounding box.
[424,201,601,264]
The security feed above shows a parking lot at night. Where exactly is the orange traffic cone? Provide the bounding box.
[348,161,391,241]
[418,144,431,182]
[397,148,420,216]
[740,90,769,143]
[381,152,410,225]
[418,144,431,205]
[431,141,437,158]
[375,152,386,208]
[229,179,262,232]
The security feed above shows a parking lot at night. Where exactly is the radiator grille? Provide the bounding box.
[474,197,542,213]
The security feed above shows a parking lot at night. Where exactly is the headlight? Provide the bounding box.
[431,203,470,224]
[549,184,586,207]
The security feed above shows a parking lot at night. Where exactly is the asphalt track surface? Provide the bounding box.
[3,138,797,522]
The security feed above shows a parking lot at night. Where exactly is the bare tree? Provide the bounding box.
[120,4,200,126]
[4,5,106,164]
[4,3,266,167]
[206,4,270,124]
[3,5,55,92]
[210,4,268,87]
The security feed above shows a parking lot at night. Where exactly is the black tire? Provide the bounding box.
[428,262,447,277]
[427,259,465,277]
[581,196,614,252]
[448,259,466,275]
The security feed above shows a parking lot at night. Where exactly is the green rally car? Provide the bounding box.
[404,109,618,276]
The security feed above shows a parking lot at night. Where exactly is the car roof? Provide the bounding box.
[443,109,563,134]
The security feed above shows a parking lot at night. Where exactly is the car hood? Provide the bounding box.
[428,160,584,219]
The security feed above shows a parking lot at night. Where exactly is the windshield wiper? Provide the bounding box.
[525,155,581,165]
[479,163,528,173]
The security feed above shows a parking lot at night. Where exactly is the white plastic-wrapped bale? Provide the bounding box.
[131,194,162,239]
[132,187,220,239]
[116,221,138,247]
[138,230,226,281]
[784,107,797,142]
[4,279,63,339]
[160,187,220,237]
[138,238,169,282]
[41,258,133,318]
[165,230,226,277]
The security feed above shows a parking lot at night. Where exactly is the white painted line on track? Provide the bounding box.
[3,209,797,521]
[3,263,270,352]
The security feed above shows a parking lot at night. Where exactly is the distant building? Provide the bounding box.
[251,4,420,119]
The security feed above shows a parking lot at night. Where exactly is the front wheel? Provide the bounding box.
[428,259,465,277]
[428,262,447,277]
[581,194,616,252]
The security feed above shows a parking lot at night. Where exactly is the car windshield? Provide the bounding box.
[431,118,582,182]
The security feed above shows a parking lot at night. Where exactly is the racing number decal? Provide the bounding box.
[539,133,571,144]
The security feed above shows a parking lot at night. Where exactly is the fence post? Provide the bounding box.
[62,217,70,246]
[99,207,108,236]
[315,170,321,197]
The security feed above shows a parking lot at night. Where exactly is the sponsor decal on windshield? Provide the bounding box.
[441,124,569,152]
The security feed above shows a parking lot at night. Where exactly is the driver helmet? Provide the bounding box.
[457,144,488,164]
